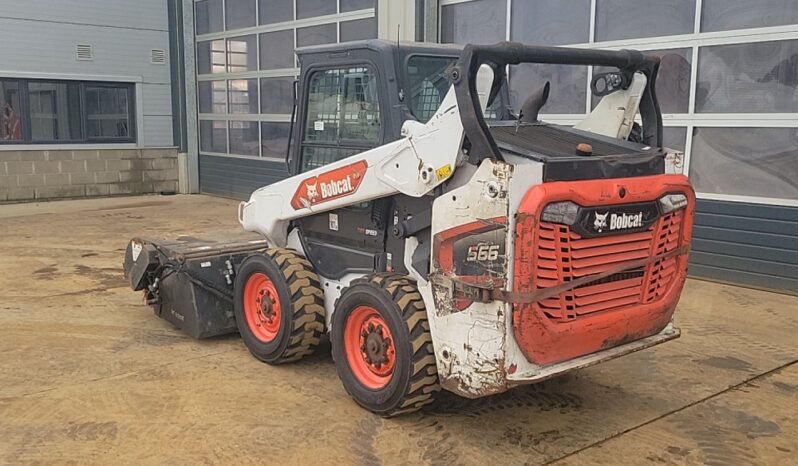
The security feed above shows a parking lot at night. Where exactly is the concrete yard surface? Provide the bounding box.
[1,194,796,465]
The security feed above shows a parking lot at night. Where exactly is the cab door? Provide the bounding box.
[292,64,390,279]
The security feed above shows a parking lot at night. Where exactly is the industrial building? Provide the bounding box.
[1,0,796,293]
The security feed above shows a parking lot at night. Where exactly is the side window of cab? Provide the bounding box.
[299,65,381,173]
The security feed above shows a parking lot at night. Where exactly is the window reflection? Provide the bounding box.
[696,40,798,113]
[200,120,227,153]
[29,82,81,141]
[197,40,226,74]
[227,36,257,73]
[261,122,290,158]
[229,120,259,156]
[199,81,227,114]
[510,63,588,114]
[511,0,590,46]
[595,0,696,42]
[440,0,507,45]
[1,80,23,141]
[229,79,259,114]
[702,0,798,32]
[690,127,798,199]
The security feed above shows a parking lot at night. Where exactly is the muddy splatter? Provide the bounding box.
[430,382,582,417]
[351,415,383,466]
[670,405,781,466]
[665,445,692,457]
[772,381,798,393]
[698,356,754,372]
[33,265,58,277]
[73,264,127,289]
[64,421,118,441]
[92,201,171,211]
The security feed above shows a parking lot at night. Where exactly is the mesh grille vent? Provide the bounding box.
[76,44,94,61]
[151,49,166,65]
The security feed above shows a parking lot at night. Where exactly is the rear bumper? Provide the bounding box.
[507,323,680,385]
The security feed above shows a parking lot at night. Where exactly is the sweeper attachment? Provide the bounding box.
[125,40,695,416]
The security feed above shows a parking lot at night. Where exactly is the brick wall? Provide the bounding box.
[0,148,179,203]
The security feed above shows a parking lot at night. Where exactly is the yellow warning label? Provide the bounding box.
[436,164,453,180]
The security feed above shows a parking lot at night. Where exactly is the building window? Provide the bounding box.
[229,120,260,156]
[0,78,135,145]
[258,30,295,70]
[225,0,256,30]
[595,0,696,42]
[297,23,338,48]
[510,63,588,114]
[701,0,798,32]
[28,81,82,142]
[340,18,377,42]
[296,0,336,20]
[260,77,294,114]
[195,0,224,35]
[1,80,24,141]
[85,85,133,140]
[198,81,227,114]
[196,0,374,159]
[511,0,590,46]
[259,0,293,25]
[197,40,227,74]
[696,39,798,113]
[340,0,375,13]
[200,120,227,153]
[689,127,798,200]
[440,0,507,45]
[228,79,259,114]
[227,35,258,72]
[261,122,290,158]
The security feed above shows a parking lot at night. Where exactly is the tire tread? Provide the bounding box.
[262,247,325,364]
[345,273,441,416]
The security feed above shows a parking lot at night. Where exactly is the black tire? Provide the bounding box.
[233,248,325,364]
[331,273,440,417]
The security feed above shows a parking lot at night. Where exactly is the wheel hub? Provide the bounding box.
[362,324,391,368]
[345,306,396,388]
[242,272,282,342]
[258,290,276,322]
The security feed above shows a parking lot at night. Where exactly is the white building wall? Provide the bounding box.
[0,0,174,147]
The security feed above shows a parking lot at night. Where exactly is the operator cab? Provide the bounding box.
[288,41,500,280]
[287,40,666,281]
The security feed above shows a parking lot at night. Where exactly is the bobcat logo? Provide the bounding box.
[298,182,319,209]
[594,212,609,232]
[305,182,318,201]
[290,160,368,210]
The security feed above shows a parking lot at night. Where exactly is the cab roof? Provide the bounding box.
[295,39,464,58]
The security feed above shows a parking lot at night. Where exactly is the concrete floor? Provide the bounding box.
[1,194,796,466]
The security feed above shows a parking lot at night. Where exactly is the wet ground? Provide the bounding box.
[1,194,796,465]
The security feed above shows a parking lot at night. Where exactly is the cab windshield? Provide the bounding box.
[405,55,509,123]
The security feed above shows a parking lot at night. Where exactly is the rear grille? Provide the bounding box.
[532,210,684,320]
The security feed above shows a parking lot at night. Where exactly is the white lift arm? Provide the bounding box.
[240,85,465,246]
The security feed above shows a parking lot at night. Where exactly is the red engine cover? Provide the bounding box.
[513,175,695,366]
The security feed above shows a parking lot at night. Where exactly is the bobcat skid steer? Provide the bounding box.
[124,40,695,416]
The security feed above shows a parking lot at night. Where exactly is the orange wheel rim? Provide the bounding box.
[243,272,281,342]
[344,305,396,389]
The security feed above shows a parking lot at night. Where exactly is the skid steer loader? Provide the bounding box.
[124,40,694,416]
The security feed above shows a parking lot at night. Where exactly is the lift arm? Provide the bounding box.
[239,82,474,246]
